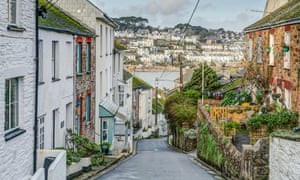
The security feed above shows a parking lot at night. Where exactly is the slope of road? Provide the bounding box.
[96,138,216,180]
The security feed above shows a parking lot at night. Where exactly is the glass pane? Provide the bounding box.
[5,105,9,130]
[5,80,9,104]
[10,78,18,103]
[9,0,17,24]
[103,121,107,129]
[11,102,18,128]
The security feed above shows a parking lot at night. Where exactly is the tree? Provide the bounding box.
[184,63,220,94]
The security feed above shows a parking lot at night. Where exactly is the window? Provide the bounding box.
[38,116,45,149]
[8,0,18,24]
[269,34,274,65]
[284,88,291,109]
[248,38,252,61]
[52,109,59,148]
[119,85,124,106]
[39,40,43,82]
[86,42,91,72]
[257,36,262,63]
[106,27,108,55]
[77,42,82,74]
[86,94,91,122]
[100,25,103,56]
[102,120,108,142]
[52,41,59,80]
[5,78,19,131]
[283,31,290,69]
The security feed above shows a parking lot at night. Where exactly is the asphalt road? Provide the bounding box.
[96,138,216,180]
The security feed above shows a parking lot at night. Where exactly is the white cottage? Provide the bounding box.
[0,0,36,179]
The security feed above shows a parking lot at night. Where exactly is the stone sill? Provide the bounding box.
[7,24,26,32]
[52,78,61,82]
[39,81,45,85]
[5,128,26,141]
[66,75,73,79]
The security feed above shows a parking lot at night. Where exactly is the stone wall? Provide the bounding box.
[172,128,197,152]
[198,105,241,178]
[269,136,300,180]
[75,36,96,141]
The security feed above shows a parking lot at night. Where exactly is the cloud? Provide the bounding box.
[142,0,192,15]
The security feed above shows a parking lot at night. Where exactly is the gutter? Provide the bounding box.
[244,18,300,33]
[33,0,39,172]
[38,26,96,37]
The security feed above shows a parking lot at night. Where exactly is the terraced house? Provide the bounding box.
[38,0,96,148]
[0,0,36,179]
[244,0,300,116]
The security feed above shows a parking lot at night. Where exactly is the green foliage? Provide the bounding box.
[247,109,298,133]
[152,98,164,114]
[184,63,220,93]
[64,134,104,166]
[220,91,251,106]
[183,89,201,106]
[91,153,105,166]
[114,40,127,50]
[198,121,224,169]
[224,122,238,129]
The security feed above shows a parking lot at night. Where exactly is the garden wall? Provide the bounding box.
[172,128,197,152]
[198,102,270,179]
[269,136,300,180]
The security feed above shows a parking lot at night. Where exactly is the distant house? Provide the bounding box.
[0,0,36,179]
[244,0,300,112]
[38,1,95,148]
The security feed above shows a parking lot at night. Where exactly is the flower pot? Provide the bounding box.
[283,46,289,52]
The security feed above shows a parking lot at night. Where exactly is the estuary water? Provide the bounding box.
[134,71,180,90]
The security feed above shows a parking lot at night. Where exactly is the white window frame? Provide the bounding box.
[283,31,290,69]
[38,115,45,149]
[52,41,59,80]
[284,88,291,109]
[8,0,19,25]
[102,119,108,142]
[39,40,44,83]
[119,85,124,106]
[5,78,20,131]
[269,34,274,65]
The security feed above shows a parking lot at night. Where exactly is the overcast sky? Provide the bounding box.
[90,0,267,32]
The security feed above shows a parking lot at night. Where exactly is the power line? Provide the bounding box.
[182,0,201,36]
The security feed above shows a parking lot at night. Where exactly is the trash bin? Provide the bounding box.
[43,156,56,180]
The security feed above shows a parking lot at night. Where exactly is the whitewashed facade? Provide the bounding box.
[0,0,35,179]
[139,89,154,130]
[56,0,118,144]
[38,30,74,149]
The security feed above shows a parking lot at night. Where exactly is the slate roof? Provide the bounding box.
[38,0,95,36]
[244,0,300,32]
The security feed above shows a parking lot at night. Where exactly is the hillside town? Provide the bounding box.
[0,0,300,180]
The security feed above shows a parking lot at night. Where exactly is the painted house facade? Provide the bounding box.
[0,0,36,179]
[38,1,95,148]
[56,0,121,150]
[244,0,300,116]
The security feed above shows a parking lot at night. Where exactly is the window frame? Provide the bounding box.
[52,41,59,80]
[8,0,18,25]
[5,78,19,131]
[248,38,253,61]
[283,31,290,69]
[257,36,262,63]
[77,42,82,74]
[269,34,275,65]
[39,40,44,83]
[86,42,91,72]
[86,94,91,122]
[38,115,45,149]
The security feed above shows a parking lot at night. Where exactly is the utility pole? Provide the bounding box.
[179,53,184,96]
[202,62,204,105]
[155,78,158,126]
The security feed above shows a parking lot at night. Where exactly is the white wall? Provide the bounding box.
[139,89,153,129]
[270,137,300,180]
[56,0,115,144]
[38,30,74,149]
[0,0,35,179]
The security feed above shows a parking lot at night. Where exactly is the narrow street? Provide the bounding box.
[96,138,216,180]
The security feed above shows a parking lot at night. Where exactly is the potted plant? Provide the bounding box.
[101,142,111,155]
[282,45,289,52]
[265,47,271,53]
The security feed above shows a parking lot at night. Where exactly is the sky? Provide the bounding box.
[90,0,267,32]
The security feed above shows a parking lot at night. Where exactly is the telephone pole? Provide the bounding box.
[179,53,183,96]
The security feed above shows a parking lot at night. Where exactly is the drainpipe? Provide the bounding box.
[33,0,39,172]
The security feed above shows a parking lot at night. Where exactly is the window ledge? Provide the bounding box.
[76,73,83,76]
[66,75,73,79]
[86,71,91,74]
[5,128,26,141]
[39,81,45,85]
[52,78,61,82]
[7,25,26,32]
[268,64,274,67]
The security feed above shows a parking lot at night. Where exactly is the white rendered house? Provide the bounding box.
[0,0,36,179]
